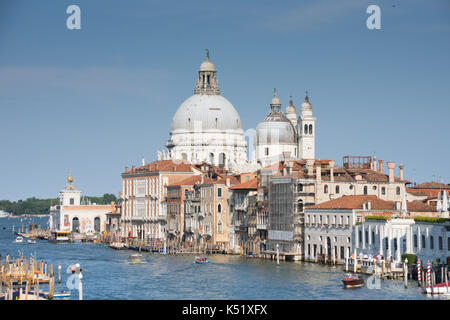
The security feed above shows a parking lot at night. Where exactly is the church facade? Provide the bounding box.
[163,51,316,172]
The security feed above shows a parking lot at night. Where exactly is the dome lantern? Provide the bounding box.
[195,49,220,95]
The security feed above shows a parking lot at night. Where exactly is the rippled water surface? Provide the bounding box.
[0,217,438,300]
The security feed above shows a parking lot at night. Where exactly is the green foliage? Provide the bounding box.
[401,253,417,265]
[365,215,389,221]
[413,217,450,224]
[355,221,362,226]
[0,193,117,215]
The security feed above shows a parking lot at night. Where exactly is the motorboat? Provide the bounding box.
[342,273,364,288]
[194,257,209,264]
[129,253,143,264]
[15,236,23,243]
[27,239,36,244]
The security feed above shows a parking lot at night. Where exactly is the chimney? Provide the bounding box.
[201,174,204,185]
[306,159,314,176]
[373,156,377,171]
[142,157,145,166]
[378,159,384,173]
[387,161,396,183]
[125,166,129,173]
[226,177,230,188]
[367,201,371,210]
[316,165,322,182]
[329,160,335,182]
[399,164,404,180]
[132,165,135,172]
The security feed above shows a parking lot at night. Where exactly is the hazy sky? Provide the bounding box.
[0,0,449,201]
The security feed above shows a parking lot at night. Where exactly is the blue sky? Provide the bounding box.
[0,0,449,200]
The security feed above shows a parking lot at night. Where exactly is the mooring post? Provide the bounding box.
[404,258,408,288]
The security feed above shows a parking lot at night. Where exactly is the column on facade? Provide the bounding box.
[406,226,412,254]
[387,227,392,258]
[379,225,383,256]
[396,230,401,261]
[355,225,359,249]
[362,224,365,250]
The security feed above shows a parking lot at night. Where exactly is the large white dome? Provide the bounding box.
[171,94,243,132]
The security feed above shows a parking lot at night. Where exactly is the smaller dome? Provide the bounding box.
[67,176,73,183]
[271,88,281,106]
[199,49,216,71]
[301,94,312,111]
[200,60,216,72]
[286,97,296,114]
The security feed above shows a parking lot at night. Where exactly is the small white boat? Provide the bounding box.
[15,236,23,243]
[27,239,36,244]
[129,253,143,264]
[422,281,450,295]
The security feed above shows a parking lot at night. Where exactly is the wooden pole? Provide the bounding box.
[58,263,61,284]
[404,259,408,288]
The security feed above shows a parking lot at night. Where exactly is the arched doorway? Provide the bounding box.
[94,217,101,233]
[72,217,79,233]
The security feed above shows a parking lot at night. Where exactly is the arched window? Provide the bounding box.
[72,217,79,233]
[421,235,426,248]
[219,153,226,168]
[324,185,328,194]
[309,124,313,134]
[414,234,418,248]
[304,124,308,134]
[297,183,303,192]
[218,204,222,213]
[215,118,218,129]
[430,236,434,249]
[381,187,386,195]
[297,200,303,213]
[396,187,401,195]
[335,185,340,194]
[94,217,101,233]
[218,221,222,233]
[363,186,368,195]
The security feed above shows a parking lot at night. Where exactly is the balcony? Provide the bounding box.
[234,225,248,233]
[256,223,267,230]
[131,216,145,221]
[156,214,167,221]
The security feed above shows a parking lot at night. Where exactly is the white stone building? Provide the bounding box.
[360,218,450,263]
[49,175,111,234]
[165,50,248,171]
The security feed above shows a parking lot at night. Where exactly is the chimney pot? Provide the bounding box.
[329,160,335,182]
[387,161,396,183]
[125,166,129,173]
[399,164,404,180]
[378,160,384,173]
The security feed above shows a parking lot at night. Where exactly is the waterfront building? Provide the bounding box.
[49,175,111,234]
[197,174,237,250]
[406,181,450,218]
[120,160,198,243]
[361,218,450,264]
[304,194,439,264]
[229,178,258,254]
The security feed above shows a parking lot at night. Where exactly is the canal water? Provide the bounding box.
[0,217,437,300]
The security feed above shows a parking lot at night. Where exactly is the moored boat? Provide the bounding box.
[27,239,36,244]
[342,273,364,288]
[422,281,450,295]
[15,236,23,243]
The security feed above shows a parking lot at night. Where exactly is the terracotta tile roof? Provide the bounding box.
[412,181,450,189]
[407,201,435,212]
[124,160,193,174]
[406,188,428,196]
[229,178,258,190]
[168,175,202,187]
[307,195,436,213]
[307,195,395,210]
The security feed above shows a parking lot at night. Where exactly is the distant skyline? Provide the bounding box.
[0,0,449,201]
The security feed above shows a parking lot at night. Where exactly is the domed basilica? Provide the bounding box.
[162,50,316,172]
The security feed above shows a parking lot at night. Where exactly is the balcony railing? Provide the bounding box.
[256,223,267,230]
[234,225,248,232]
